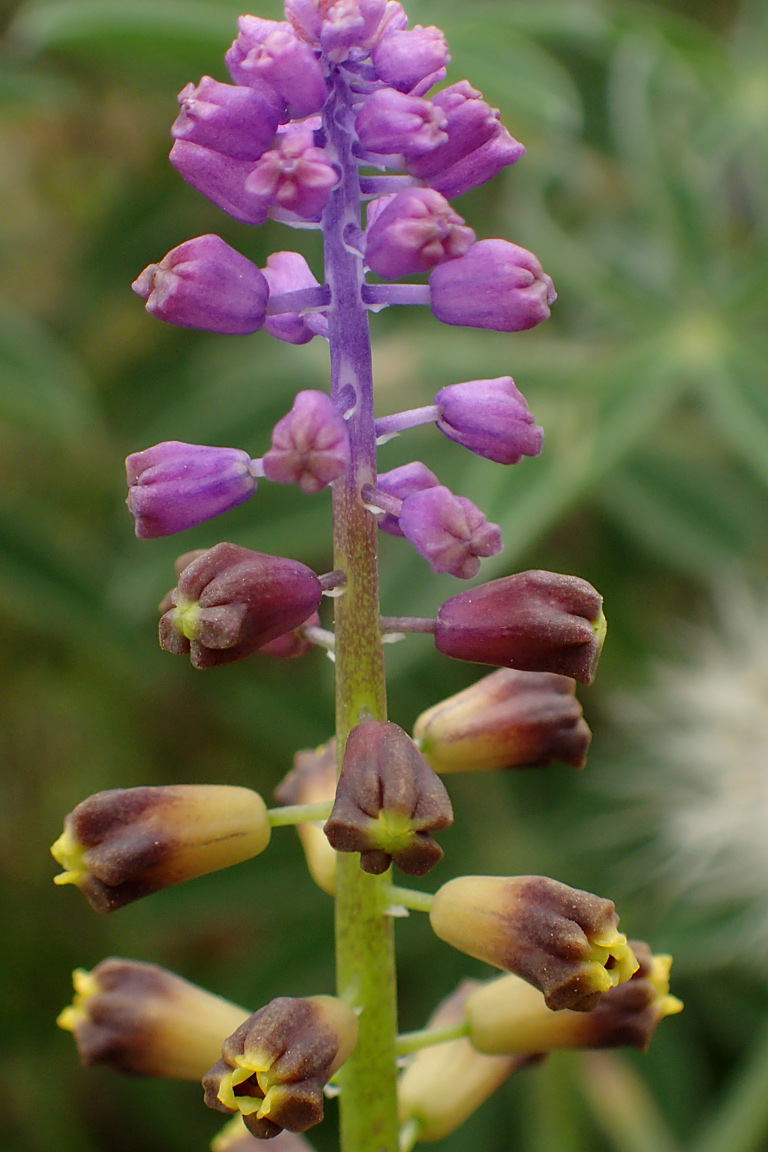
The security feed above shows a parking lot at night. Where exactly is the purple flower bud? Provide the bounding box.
[399,486,503,579]
[126,441,259,538]
[169,141,270,225]
[365,188,475,279]
[434,570,607,684]
[159,542,323,669]
[171,76,281,161]
[132,235,269,334]
[407,82,500,180]
[229,26,329,120]
[225,17,289,90]
[262,251,328,344]
[371,25,450,94]
[355,88,447,160]
[285,0,324,44]
[244,123,338,221]
[430,239,556,332]
[257,610,320,658]
[435,377,543,464]
[429,125,526,200]
[374,461,440,536]
[263,390,350,493]
[319,0,407,62]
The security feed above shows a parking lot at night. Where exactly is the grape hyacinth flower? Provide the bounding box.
[54,4,682,1151]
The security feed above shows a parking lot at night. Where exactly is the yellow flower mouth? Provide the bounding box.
[173,597,201,641]
[51,827,87,887]
[586,931,638,992]
[217,1053,280,1120]
[57,967,99,1031]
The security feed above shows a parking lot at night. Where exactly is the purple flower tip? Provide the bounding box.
[371,24,450,94]
[429,239,556,332]
[398,485,503,579]
[435,377,543,464]
[365,188,475,280]
[374,462,440,536]
[355,87,447,160]
[126,441,259,538]
[132,235,269,335]
[263,390,350,493]
[245,122,338,221]
[171,76,281,161]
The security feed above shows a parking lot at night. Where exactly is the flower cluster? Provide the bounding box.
[52,2,680,1149]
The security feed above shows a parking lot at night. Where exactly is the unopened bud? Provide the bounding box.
[159,542,323,669]
[262,252,328,344]
[274,739,338,894]
[355,88,447,159]
[263,390,350,493]
[51,784,271,913]
[398,485,502,580]
[398,980,529,1141]
[58,959,249,1078]
[465,942,682,1055]
[365,188,475,280]
[171,77,281,161]
[429,875,638,1012]
[414,668,591,773]
[434,377,542,465]
[434,569,606,685]
[430,239,556,332]
[374,462,440,537]
[244,123,337,222]
[324,720,453,876]
[203,995,358,1138]
[407,82,500,180]
[371,25,449,94]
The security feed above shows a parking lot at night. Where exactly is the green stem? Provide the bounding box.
[325,70,399,1152]
[385,885,435,914]
[267,802,333,827]
[396,1020,470,1057]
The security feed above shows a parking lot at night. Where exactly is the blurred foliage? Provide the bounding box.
[2,0,768,1150]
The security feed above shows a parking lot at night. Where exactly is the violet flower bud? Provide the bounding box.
[434,376,543,465]
[257,610,321,658]
[398,485,503,579]
[203,995,358,1138]
[465,941,682,1056]
[169,142,270,225]
[132,235,269,334]
[262,390,350,493]
[323,720,453,876]
[407,82,500,180]
[126,441,259,538]
[275,738,338,895]
[430,875,639,1012]
[158,542,323,669]
[398,980,528,1142]
[262,252,329,344]
[318,0,406,62]
[354,87,447,160]
[413,668,592,773]
[434,569,607,684]
[371,25,450,94]
[58,960,250,1079]
[245,123,338,221]
[232,26,329,120]
[430,239,556,332]
[365,188,475,279]
[374,461,440,536]
[429,125,526,200]
[51,785,271,912]
[171,77,281,161]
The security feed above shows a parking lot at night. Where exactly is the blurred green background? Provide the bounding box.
[2,0,768,1149]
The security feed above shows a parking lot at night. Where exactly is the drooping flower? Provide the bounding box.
[398,485,503,579]
[434,377,542,465]
[171,76,281,160]
[430,239,556,332]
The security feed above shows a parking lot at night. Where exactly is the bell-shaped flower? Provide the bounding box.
[398,485,503,579]
[244,123,338,221]
[262,252,328,344]
[262,390,350,493]
[51,784,271,913]
[365,188,475,279]
[413,668,592,773]
[58,959,250,1078]
[203,996,358,1138]
[355,87,447,160]
[434,376,542,464]
[228,23,328,119]
[430,875,638,1012]
[323,720,453,876]
[371,24,450,94]
[132,235,269,333]
[126,440,259,538]
[430,125,526,199]
[434,569,606,684]
[430,239,556,332]
[159,542,323,668]
[407,82,501,180]
[398,980,528,1142]
[465,941,683,1055]
[171,76,281,161]
[373,462,440,536]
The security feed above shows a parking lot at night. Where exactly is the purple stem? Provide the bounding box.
[379,615,437,634]
[359,175,420,198]
[362,284,431,307]
[319,568,347,592]
[374,405,441,438]
[360,482,402,517]
[266,285,331,315]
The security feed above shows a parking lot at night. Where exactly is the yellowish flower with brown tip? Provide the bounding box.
[274,739,338,895]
